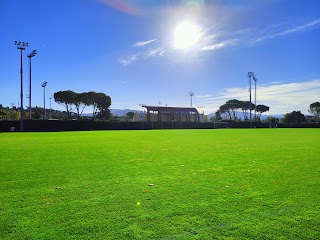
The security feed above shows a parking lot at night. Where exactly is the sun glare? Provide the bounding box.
[173,21,202,49]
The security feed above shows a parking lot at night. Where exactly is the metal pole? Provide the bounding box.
[249,78,252,128]
[41,81,47,119]
[189,92,194,107]
[44,86,46,119]
[50,96,52,119]
[27,50,36,119]
[29,57,32,119]
[254,78,257,122]
[20,49,24,131]
[15,41,29,130]
[248,72,253,128]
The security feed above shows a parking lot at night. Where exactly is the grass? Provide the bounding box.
[0,129,319,239]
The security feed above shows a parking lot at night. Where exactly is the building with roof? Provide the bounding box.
[133,105,201,122]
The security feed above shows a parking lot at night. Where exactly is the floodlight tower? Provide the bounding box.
[15,41,28,131]
[247,72,254,128]
[189,91,194,107]
[41,81,47,119]
[27,50,37,119]
[49,95,52,119]
[253,75,258,122]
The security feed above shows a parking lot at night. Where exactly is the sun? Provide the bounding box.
[173,21,202,49]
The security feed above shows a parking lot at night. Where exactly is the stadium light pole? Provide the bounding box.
[247,72,254,128]
[49,95,52,119]
[15,41,28,131]
[253,75,258,122]
[27,50,37,119]
[189,92,194,107]
[41,81,47,119]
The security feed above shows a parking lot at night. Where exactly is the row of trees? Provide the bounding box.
[213,101,319,124]
[0,108,20,120]
[216,99,269,121]
[0,105,77,120]
[54,90,111,120]
[281,111,306,123]
[1,100,318,124]
[281,102,320,123]
[308,102,320,118]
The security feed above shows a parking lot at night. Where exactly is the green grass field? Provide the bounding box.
[0,129,319,239]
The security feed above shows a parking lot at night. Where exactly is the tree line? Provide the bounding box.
[53,90,111,120]
[215,99,269,121]
[0,100,319,123]
[212,100,320,124]
[279,101,320,123]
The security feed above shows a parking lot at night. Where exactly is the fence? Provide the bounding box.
[1,120,319,132]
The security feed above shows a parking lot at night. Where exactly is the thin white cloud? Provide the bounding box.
[147,48,165,57]
[201,39,237,51]
[159,51,165,56]
[202,34,216,42]
[118,48,165,66]
[117,54,139,66]
[196,79,320,115]
[118,18,320,66]
[253,19,320,43]
[196,94,214,99]
[133,39,157,47]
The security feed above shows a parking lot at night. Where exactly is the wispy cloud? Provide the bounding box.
[147,48,165,57]
[117,54,138,66]
[133,39,157,47]
[202,18,320,49]
[118,18,320,66]
[253,19,320,43]
[118,47,166,66]
[196,79,320,115]
[201,39,238,51]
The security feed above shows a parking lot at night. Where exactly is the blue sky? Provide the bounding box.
[1,0,320,115]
